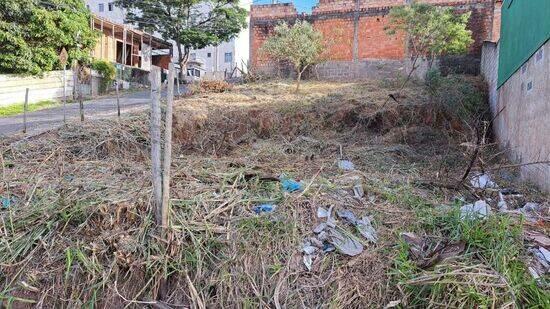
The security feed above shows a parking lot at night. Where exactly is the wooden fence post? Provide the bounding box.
[161,64,175,230]
[23,88,29,133]
[79,76,84,122]
[150,66,163,227]
[115,80,121,118]
[63,66,67,125]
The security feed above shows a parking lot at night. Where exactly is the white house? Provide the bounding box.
[85,0,251,79]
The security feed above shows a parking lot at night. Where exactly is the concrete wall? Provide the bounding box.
[482,40,550,192]
[250,0,496,80]
[480,41,499,114]
[0,71,76,107]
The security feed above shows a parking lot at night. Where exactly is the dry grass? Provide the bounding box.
[0,79,546,308]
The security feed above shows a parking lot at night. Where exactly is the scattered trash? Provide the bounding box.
[385,300,402,308]
[322,243,336,253]
[356,216,378,243]
[337,208,378,243]
[353,183,364,198]
[252,204,276,214]
[1,196,15,209]
[338,159,355,171]
[337,209,358,224]
[302,243,317,271]
[401,232,466,268]
[327,227,363,256]
[530,248,549,269]
[539,247,550,263]
[280,176,303,192]
[460,200,491,220]
[314,223,327,233]
[518,202,548,222]
[317,207,329,218]
[497,192,508,211]
[470,173,498,189]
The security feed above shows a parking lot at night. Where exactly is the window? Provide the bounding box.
[521,64,527,74]
[86,4,90,10]
[108,2,114,11]
[224,52,233,64]
[98,3,105,12]
[207,52,212,58]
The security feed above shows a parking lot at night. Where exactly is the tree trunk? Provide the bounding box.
[295,71,302,93]
[175,40,187,81]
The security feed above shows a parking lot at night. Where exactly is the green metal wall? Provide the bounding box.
[498,0,550,87]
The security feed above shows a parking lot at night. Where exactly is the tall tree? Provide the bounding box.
[116,0,248,74]
[0,0,98,75]
[386,2,473,78]
[261,21,325,92]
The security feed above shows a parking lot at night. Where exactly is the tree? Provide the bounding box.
[386,2,473,80]
[116,0,248,75]
[0,0,98,75]
[261,21,325,92]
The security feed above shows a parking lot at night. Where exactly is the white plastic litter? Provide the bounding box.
[460,200,491,220]
[497,192,508,211]
[539,247,550,263]
[353,183,365,198]
[470,173,498,189]
[338,160,355,171]
[357,216,378,243]
[317,207,329,218]
[302,244,318,271]
[327,227,363,256]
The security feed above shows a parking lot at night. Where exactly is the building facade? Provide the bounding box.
[250,0,499,80]
[85,0,251,78]
[481,0,550,192]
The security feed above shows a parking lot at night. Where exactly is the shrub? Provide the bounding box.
[196,80,233,93]
[425,70,489,129]
[91,60,116,94]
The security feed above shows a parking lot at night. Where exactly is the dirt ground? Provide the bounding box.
[0,79,548,308]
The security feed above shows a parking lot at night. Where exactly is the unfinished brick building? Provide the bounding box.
[250,0,500,79]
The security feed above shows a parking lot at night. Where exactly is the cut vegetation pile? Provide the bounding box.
[1,79,548,308]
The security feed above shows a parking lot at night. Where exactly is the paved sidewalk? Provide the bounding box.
[0,91,153,137]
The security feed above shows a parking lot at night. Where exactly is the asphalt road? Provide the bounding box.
[0,91,154,138]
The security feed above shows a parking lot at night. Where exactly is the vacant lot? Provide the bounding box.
[1,79,548,308]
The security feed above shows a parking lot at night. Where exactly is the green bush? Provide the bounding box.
[91,60,116,94]
[425,69,489,127]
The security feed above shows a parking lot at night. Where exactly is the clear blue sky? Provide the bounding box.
[253,0,319,13]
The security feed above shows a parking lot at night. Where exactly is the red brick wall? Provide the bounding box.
[491,0,502,42]
[250,0,496,71]
[315,18,355,61]
[358,15,405,60]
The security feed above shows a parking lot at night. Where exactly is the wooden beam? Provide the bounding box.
[122,29,127,66]
[100,20,104,59]
[130,31,134,67]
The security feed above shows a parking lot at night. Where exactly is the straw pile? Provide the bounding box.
[0,79,543,307]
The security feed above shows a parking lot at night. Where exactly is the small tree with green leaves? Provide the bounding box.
[386,2,473,83]
[262,21,324,92]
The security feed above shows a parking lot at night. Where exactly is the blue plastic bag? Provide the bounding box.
[253,204,277,214]
[281,178,303,193]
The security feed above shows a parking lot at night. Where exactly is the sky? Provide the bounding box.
[253,0,319,13]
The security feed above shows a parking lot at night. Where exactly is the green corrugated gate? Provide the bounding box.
[498,0,550,87]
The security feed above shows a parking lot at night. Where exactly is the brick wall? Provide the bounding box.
[491,0,502,42]
[250,0,496,79]
[357,15,405,60]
